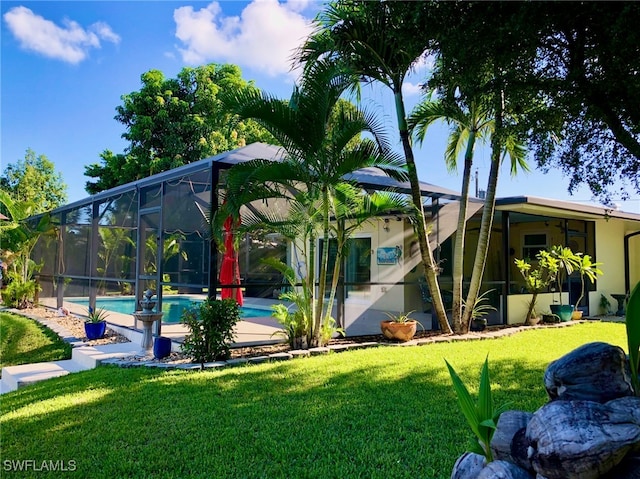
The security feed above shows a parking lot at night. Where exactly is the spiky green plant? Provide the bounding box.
[626,281,640,396]
[445,355,510,462]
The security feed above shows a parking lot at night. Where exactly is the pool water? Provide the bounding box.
[67,297,272,324]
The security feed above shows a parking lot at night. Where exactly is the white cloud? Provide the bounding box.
[3,6,120,64]
[174,0,315,79]
[402,81,423,97]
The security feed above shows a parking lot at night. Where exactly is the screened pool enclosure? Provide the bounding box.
[32,142,488,337]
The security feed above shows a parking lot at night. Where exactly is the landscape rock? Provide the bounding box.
[451,452,485,479]
[526,400,640,479]
[543,342,633,402]
[491,410,534,471]
[601,452,640,479]
[476,460,534,479]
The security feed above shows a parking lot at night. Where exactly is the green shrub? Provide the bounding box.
[271,290,311,348]
[181,298,240,365]
[1,274,39,309]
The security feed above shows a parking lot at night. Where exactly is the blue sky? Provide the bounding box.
[2,0,638,213]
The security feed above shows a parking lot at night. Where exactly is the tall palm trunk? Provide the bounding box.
[461,91,504,331]
[395,90,451,333]
[307,230,317,346]
[313,187,331,346]
[451,132,476,333]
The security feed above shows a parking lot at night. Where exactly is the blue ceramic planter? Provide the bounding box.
[84,321,106,340]
[550,304,574,322]
[154,336,172,359]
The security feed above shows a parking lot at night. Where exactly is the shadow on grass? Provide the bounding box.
[0,321,628,479]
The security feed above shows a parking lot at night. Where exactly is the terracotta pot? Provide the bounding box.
[527,316,542,326]
[380,320,417,342]
[572,310,584,320]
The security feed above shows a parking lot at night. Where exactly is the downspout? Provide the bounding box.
[624,230,640,294]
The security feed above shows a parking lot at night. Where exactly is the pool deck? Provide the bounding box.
[39,296,284,347]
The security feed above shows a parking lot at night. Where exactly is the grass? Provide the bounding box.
[0,321,628,479]
[0,312,72,371]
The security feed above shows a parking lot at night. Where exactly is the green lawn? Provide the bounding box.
[0,312,72,371]
[0,322,628,479]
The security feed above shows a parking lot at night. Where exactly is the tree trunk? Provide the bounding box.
[395,90,451,333]
[313,188,331,346]
[452,132,476,333]
[461,90,504,332]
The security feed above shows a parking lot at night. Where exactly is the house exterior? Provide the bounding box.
[28,143,640,338]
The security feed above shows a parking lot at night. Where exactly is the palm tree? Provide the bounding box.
[409,91,528,332]
[298,1,453,332]
[219,59,409,346]
[409,94,492,332]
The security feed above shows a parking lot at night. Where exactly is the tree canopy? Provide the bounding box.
[427,1,640,201]
[0,148,67,214]
[84,63,275,194]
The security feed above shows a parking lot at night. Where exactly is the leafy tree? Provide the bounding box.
[1,148,67,214]
[525,2,640,200]
[219,60,409,347]
[84,64,275,194]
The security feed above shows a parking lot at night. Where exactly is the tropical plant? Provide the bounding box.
[514,250,560,325]
[409,87,528,333]
[97,223,135,294]
[383,310,417,324]
[0,191,56,308]
[0,269,39,309]
[218,59,408,347]
[266,258,312,348]
[445,356,510,462]
[600,293,613,315]
[180,298,241,365]
[626,281,640,396]
[574,254,604,309]
[298,1,453,333]
[0,191,56,284]
[463,289,498,321]
[549,245,581,306]
[86,306,109,323]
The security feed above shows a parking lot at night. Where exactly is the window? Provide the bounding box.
[319,237,371,298]
[522,233,548,259]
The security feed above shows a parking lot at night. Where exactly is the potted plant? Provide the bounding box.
[572,254,604,319]
[541,310,560,323]
[514,250,559,326]
[599,293,613,315]
[549,245,581,322]
[84,306,108,340]
[380,311,421,342]
[465,290,497,331]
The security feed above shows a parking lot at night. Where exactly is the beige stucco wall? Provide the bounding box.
[628,230,640,292]
[594,218,627,303]
[295,209,639,334]
[507,292,569,325]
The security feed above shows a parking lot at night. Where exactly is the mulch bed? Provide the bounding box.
[5,304,591,363]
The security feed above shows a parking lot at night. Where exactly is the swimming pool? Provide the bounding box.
[66,296,272,324]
